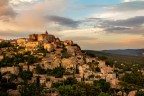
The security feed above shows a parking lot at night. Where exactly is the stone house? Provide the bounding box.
[0,55,4,61]
[17,38,28,47]
[25,41,39,51]
[75,74,82,82]
[44,43,54,52]
[63,75,73,80]
[0,66,19,74]
[61,57,77,69]
[63,40,73,46]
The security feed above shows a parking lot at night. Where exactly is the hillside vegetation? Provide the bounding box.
[85,50,144,70]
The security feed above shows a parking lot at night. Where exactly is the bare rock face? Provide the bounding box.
[61,57,77,69]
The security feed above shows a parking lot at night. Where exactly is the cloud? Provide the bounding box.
[10,0,37,5]
[105,26,132,31]
[0,30,30,39]
[105,16,144,27]
[90,1,144,20]
[98,16,144,34]
[63,36,97,41]
[123,0,144,2]
[45,15,79,28]
[0,0,17,21]
[83,16,144,34]
[110,1,144,12]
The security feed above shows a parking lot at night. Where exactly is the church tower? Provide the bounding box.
[45,30,48,35]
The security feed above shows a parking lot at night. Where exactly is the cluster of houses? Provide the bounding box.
[0,31,140,96]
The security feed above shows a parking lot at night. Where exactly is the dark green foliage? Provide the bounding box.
[64,77,77,86]
[61,53,72,58]
[52,77,77,88]
[0,72,2,81]
[89,75,94,79]
[85,50,144,71]
[58,82,101,96]
[52,82,64,88]
[19,82,44,96]
[61,47,67,53]
[94,79,111,93]
[72,44,81,49]
[105,59,114,67]
[0,53,39,67]
[136,91,144,96]
[122,72,144,87]
[47,67,65,78]
[95,67,101,72]
[53,78,111,96]
[18,67,33,81]
[37,46,47,56]
[86,52,95,57]
[63,72,71,75]
[0,82,17,92]
[35,65,46,74]
[75,64,79,74]
[98,56,108,60]
[26,55,37,64]
[0,56,14,67]
[0,41,13,48]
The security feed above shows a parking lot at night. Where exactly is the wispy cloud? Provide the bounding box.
[0,0,17,21]
[45,15,80,28]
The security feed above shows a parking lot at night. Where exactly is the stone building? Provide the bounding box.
[0,66,19,74]
[63,40,73,46]
[44,43,54,52]
[17,38,28,47]
[25,41,39,51]
[29,31,55,42]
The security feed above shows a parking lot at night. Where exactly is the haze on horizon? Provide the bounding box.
[0,0,144,50]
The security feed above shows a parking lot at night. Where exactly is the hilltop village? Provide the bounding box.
[0,31,143,96]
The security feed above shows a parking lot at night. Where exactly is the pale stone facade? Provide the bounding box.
[44,43,54,52]
[25,41,39,51]
[0,55,4,61]
[63,40,73,46]
[17,38,28,47]
[29,31,55,42]
[0,67,19,74]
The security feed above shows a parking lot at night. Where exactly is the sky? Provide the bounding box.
[0,0,144,50]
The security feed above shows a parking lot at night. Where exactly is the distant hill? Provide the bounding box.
[102,49,144,56]
[84,50,144,68]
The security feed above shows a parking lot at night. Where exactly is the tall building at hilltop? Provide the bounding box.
[29,31,55,42]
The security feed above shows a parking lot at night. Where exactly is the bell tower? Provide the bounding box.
[45,30,48,35]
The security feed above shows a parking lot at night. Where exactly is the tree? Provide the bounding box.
[19,82,44,96]
[136,91,144,96]
[95,67,101,72]
[0,41,13,48]
[64,77,77,85]
[122,72,144,87]
[98,92,110,96]
[58,85,75,96]
[47,67,65,78]
[94,79,110,93]
[35,65,46,74]
[58,82,101,96]
[98,56,107,61]
[75,64,79,74]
